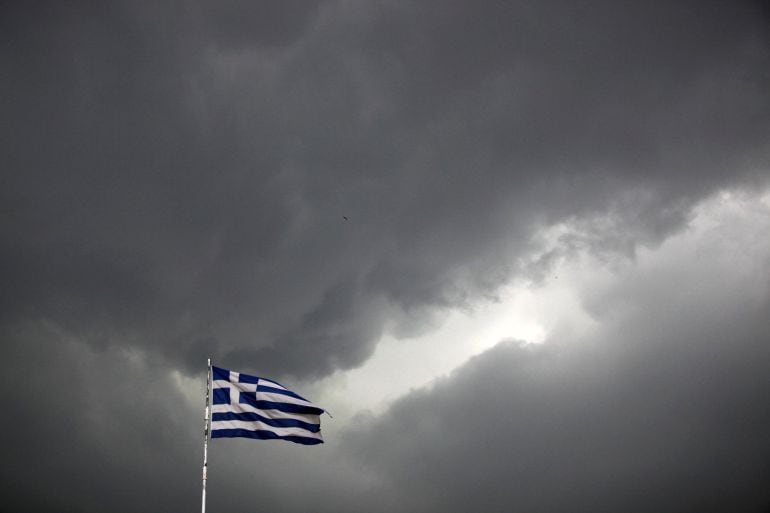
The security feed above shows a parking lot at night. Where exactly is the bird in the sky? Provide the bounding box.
[343,216,349,221]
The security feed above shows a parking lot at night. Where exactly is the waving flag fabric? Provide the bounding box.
[210,366,324,445]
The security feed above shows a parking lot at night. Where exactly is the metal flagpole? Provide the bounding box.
[201,357,212,513]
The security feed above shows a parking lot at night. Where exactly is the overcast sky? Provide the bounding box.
[2,1,770,512]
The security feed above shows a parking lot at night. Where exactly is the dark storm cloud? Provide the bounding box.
[198,0,327,49]
[2,0,769,380]
[0,325,203,513]
[340,218,770,513]
[1,3,770,511]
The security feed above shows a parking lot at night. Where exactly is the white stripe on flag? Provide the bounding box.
[258,377,286,388]
[211,420,323,440]
[257,390,316,407]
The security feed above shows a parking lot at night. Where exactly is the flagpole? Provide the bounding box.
[201,357,212,513]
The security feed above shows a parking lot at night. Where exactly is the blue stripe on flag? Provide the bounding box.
[211,412,320,432]
[211,429,323,445]
[238,394,325,415]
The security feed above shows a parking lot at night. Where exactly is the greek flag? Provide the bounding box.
[210,366,324,446]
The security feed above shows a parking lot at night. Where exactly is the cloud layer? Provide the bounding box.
[2,0,768,379]
[341,193,770,512]
[1,1,769,512]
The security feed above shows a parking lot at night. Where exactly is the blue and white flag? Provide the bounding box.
[210,366,325,446]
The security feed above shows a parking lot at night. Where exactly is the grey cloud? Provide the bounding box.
[227,278,388,380]
[2,0,769,381]
[1,0,770,507]
[198,0,328,49]
[340,216,770,513]
[2,16,770,513]
[0,323,202,513]
[2,190,769,513]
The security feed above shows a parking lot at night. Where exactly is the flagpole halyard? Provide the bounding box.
[201,357,212,513]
